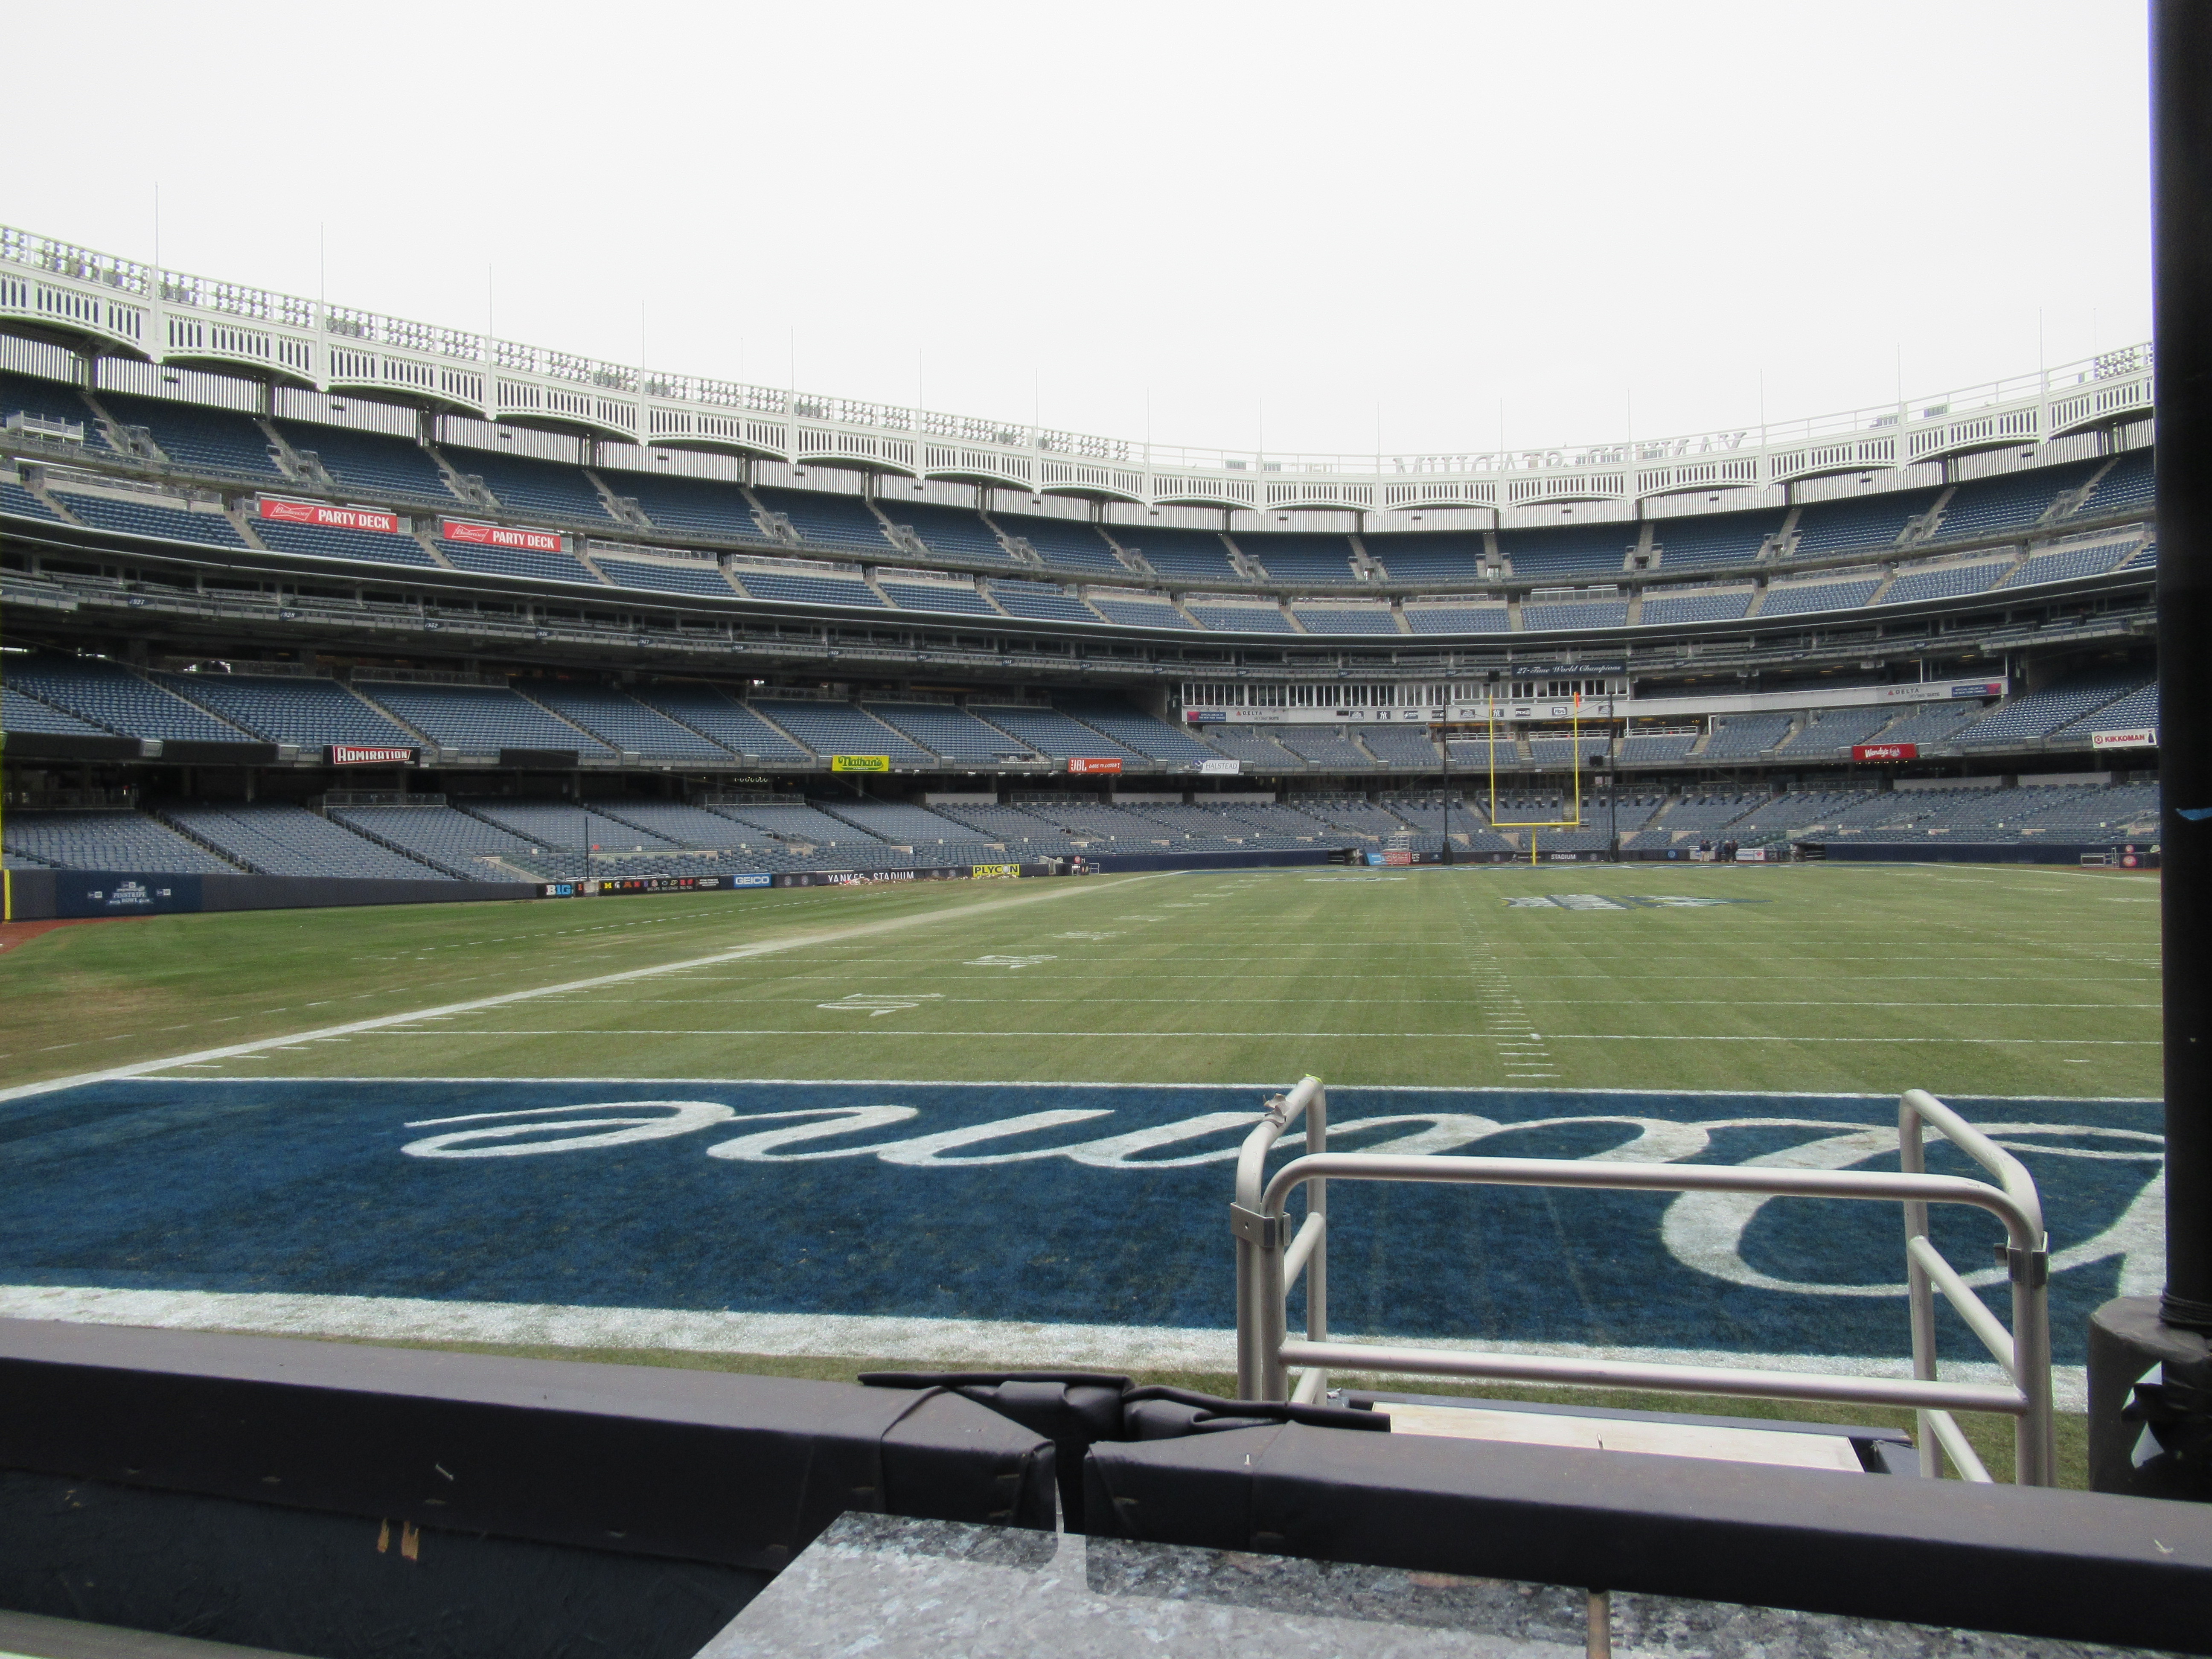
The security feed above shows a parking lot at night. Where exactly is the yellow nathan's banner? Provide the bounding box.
[830,755,890,773]
[970,863,1022,880]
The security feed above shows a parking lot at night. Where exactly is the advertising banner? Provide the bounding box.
[2092,728,2159,751]
[329,744,417,766]
[440,519,564,553]
[1197,758,1241,775]
[259,498,403,535]
[54,873,203,918]
[830,755,891,773]
[970,864,1022,879]
[1852,743,1919,763]
[1069,757,1123,775]
[1950,681,2006,699]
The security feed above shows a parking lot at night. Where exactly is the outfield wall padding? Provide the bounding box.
[1812,841,2160,868]
[3,868,538,921]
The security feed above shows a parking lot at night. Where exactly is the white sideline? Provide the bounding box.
[0,873,1166,1107]
[0,1282,2090,1412]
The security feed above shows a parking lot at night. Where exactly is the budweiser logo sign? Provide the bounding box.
[1852,743,1918,763]
[259,498,401,535]
[329,745,417,766]
[442,519,563,553]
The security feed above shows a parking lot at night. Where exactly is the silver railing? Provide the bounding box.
[1231,1080,2054,1485]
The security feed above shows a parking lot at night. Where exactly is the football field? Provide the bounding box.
[0,860,2165,1482]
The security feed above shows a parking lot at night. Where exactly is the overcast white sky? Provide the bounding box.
[3,1,2150,461]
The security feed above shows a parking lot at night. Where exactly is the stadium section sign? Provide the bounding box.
[257,498,402,535]
[1068,757,1123,774]
[2093,728,2159,751]
[1852,743,1918,763]
[830,755,890,773]
[440,519,563,553]
[329,745,417,766]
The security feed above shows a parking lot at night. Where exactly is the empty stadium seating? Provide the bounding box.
[1198,728,1304,768]
[591,555,739,597]
[1054,701,1222,766]
[272,422,457,502]
[880,501,1016,565]
[2,686,108,736]
[1274,728,1377,769]
[163,804,448,879]
[627,688,813,760]
[969,705,1146,763]
[438,537,603,585]
[1782,707,1901,755]
[1,371,104,444]
[1366,531,1485,583]
[254,517,441,568]
[1790,490,1937,558]
[327,802,550,877]
[1954,671,2145,746]
[2084,451,2155,516]
[1878,560,2008,605]
[1641,587,1752,625]
[1650,510,1783,572]
[1291,603,1400,635]
[525,685,736,759]
[356,682,614,757]
[1934,461,2098,544]
[1107,525,1237,580]
[2002,539,2138,589]
[613,472,777,541]
[1498,523,1633,578]
[1702,714,1795,758]
[863,703,1044,763]
[986,580,1100,623]
[990,512,1124,574]
[1354,727,1439,768]
[452,450,620,523]
[1758,576,1883,616]
[1867,704,1983,749]
[1404,603,1510,633]
[3,809,242,873]
[2050,682,2157,742]
[1523,598,1630,630]
[1085,591,1194,628]
[878,579,998,617]
[94,392,285,481]
[1619,729,1697,763]
[49,488,248,549]
[1239,533,1357,584]
[748,700,934,763]
[1186,602,1296,633]
[750,486,894,553]
[0,477,63,522]
[12,656,253,743]
[727,564,888,608]
[157,672,419,748]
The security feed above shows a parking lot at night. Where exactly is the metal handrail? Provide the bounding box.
[1231,1084,2055,1484]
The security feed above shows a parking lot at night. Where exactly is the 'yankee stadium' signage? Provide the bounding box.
[1852,743,1919,762]
[441,519,563,553]
[329,744,417,766]
[259,498,402,535]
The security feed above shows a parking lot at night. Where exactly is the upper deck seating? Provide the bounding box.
[1641,587,1752,625]
[164,804,447,880]
[1359,727,1439,767]
[1650,510,1783,572]
[1526,733,1610,764]
[1053,701,1222,766]
[94,391,285,480]
[255,517,439,568]
[1186,602,1296,633]
[750,486,893,553]
[748,701,935,763]
[1291,603,1399,635]
[1758,576,1883,616]
[0,372,111,448]
[0,477,63,522]
[863,703,1043,763]
[2050,683,2157,742]
[990,513,1125,575]
[617,473,778,541]
[1497,522,1634,579]
[437,537,603,585]
[880,501,1016,565]
[156,672,417,748]
[1866,704,1983,749]
[1878,560,2009,606]
[1085,591,1194,628]
[970,705,1147,763]
[1239,533,1358,584]
[1524,598,1630,630]
[2,809,241,873]
[726,564,889,608]
[1619,729,1697,762]
[2081,451,2154,516]
[1934,461,2099,544]
[525,685,735,759]
[2000,540,2137,588]
[1702,714,1795,757]
[986,581,1100,623]
[273,423,457,502]
[1781,707,1900,754]
[592,556,740,597]
[1107,525,1238,580]
[1789,489,1939,558]
[12,656,252,742]
[1954,672,2146,746]
[449,451,618,522]
[49,489,248,549]
[1404,603,1510,633]
[1273,728,1377,768]
[1198,727,1303,768]
[878,579,999,617]
[1366,531,1485,583]
[628,688,813,760]
[356,683,614,757]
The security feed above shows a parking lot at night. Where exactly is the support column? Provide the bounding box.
[2087,0,2212,1500]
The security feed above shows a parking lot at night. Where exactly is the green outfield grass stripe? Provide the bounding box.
[0,1281,2089,1412]
[0,874,1170,1105]
[351,1028,2158,1045]
[577,997,2155,1010]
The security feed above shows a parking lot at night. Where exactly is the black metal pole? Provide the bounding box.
[2087,0,2212,1498]
[1439,722,1454,865]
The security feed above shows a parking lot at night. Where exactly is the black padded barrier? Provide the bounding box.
[1081,1422,2212,1653]
[0,1321,1054,1659]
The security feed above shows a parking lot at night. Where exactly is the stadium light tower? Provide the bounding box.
[2087,0,2212,1500]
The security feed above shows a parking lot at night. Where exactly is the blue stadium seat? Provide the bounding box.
[1238,533,1358,584]
[988,512,1124,575]
[1640,588,1753,625]
[1954,672,2145,746]
[1758,577,1883,616]
[2082,451,2154,517]
[274,423,457,502]
[439,538,605,585]
[1650,511,1783,572]
[3,809,242,873]
[1404,604,1510,634]
[355,683,615,757]
[1366,532,1485,583]
[1497,523,1634,579]
[1524,600,1630,630]
[750,486,894,553]
[155,672,419,748]
[49,489,248,549]
[629,688,814,760]
[94,391,285,480]
[879,501,1017,565]
[1877,560,2008,605]
[2000,541,2136,589]
[1086,593,1195,628]
[448,450,618,523]
[253,517,439,568]
[2049,683,2157,742]
[0,372,110,448]
[592,556,739,597]
[748,701,935,763]
[966,705,1147,763]
[1275,728,1380,768]
[1934,461,2099,544]
[728,565,889,608]
[526,686,737,759]
[1702,714,1793,758]
[1789,490,1938,558]
[1107,525,1237,580]
[862,704,1043,763]
[2,687,107,736]
[11,656,253,742]
[0,478,63,523]
[986,581,1100,623]
[879,579,1000,617]
[1186,602,1296,633]
[164,805,450,880]
[1291,604,1400,635]
[613,473,777,542]
[1055,700,1224,765]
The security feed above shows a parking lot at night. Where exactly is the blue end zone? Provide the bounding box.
[0,1080,2158,1366]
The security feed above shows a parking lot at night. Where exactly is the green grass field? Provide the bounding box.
[0,859,2162,1489]
[0,860,2161,1096]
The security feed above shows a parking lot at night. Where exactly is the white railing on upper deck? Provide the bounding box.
[0,222,2155,515]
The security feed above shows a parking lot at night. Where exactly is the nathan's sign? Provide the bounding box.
[1068,757,1123,775]
[1852,743,1918,763]
[441,519,563,553]
[2092,728,2158,751]
[259,498,402,535]
[329,744,417,765]
[830,755,891,773]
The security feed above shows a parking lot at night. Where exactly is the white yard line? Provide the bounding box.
[0,875,1168,1107]
[0,1281,2090,1412]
